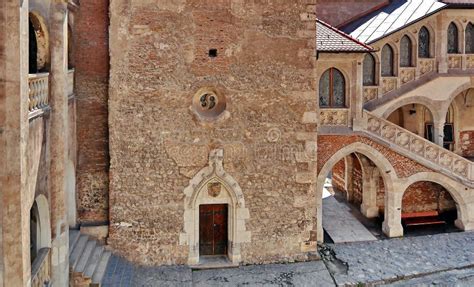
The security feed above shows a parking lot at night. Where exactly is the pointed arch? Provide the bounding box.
[466,22,474,54]
[363,53,376,86]
[448,22,460,54]
[418,26,431,58]
[400,35,413,67]
[400,172,470,231]
[381,44,395,76]
[316,142,396,242]
[181,149,250,265]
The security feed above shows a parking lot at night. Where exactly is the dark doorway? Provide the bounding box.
[199,204,228,256]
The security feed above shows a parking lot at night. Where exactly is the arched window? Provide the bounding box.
[381,44,394,76]
[400,35,413,67]
[419,26,431,58]
[319,68,346,108]
[363,54,376,86]
[466,23,474,54]
[448,22,459,54]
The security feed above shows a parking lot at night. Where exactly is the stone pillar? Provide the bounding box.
[360,165,380,218]
[382,186,404,238]
[0,0,30,285]
[437,13,448,73]
[49,1,69,285]
[433,120,445,147]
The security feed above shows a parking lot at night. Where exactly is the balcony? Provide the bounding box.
[28,73,49,114]
[31,248,51,287]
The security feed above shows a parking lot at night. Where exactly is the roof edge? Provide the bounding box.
[317,19,375,52]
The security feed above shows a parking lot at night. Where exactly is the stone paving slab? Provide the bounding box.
[329,232,474,286]
[192,261,334,287]
[323,196,377,243]
[383,267,474,286]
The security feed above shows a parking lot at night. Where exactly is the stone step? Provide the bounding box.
[75,240,97,273]
[84,245,105,279]
[68,230,80,255]
[69,234,89,269]
[92,251,111,284]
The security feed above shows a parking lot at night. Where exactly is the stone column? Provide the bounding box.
[360,165,380,218]
[0,0,30,285]
[382,185,404,238]
[437,13,448,73]
[433,120,445,147]
[49,0,69,285]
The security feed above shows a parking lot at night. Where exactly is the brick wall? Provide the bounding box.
[351,155,362,206]
[402,182,456,213]
[108,0,317,265]
[318,135,432,179]
[332,159,345,191]
[74,0,110,224]
[460,131,474,158]
[316,0,388,27]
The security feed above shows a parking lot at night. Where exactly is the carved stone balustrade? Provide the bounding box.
[381,77,398,94]
[399,67,416,85]
[364,111,473,181]
[466,55,474,69]
[31,248,51,287]
[448,54,463,69]
[28,73,49,112]
[67,69,75,97]
[363,86,378,103]
[320,108,349,126]
[418,58,436,76]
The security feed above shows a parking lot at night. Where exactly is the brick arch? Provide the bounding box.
[315,142,396,242]
[399,172,471,231]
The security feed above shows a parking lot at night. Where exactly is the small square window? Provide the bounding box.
[209,49,217,58]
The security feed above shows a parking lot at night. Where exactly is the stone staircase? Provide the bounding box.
[360,110,474,187]
[69,230,111,286]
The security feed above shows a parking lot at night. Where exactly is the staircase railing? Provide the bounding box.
[362,111,473,182]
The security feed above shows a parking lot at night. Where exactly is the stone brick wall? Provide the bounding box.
[108,0,317,265]
[74,0,110,224]
[316,0,388,27]
[402,182,456,213]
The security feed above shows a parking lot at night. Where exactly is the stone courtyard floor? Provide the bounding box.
[102,231,474,286]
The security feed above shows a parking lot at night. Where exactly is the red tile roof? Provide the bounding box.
[317,19,374,53]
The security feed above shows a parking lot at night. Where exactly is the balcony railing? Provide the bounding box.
[28,73,49,112]
[67,69,74,97]
[31,248,51,287]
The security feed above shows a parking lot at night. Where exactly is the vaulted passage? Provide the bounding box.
[402,181,460,236]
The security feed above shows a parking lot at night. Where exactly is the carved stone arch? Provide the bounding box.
[316,142,397,241]
[400,172,473,231]
[180,149,251,265]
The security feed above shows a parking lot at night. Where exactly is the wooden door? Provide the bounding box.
[199,204,228,256]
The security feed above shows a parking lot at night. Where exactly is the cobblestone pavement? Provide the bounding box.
[329,231,474,286]
[383,267,474,286]
[101,232,474,286]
